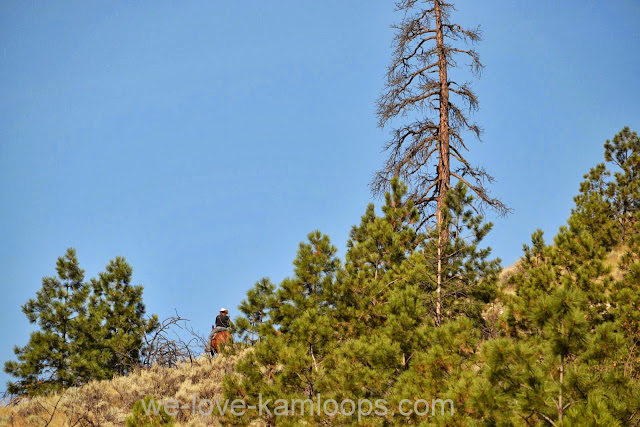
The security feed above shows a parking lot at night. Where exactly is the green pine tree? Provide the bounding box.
[599,217,640,423]
[223,231,341,426]
[4,248,90,395]
[234,277,276,345]
[421,182,501,327]
[377,184,498,423]
[319,181,499,424]
[572,162,619,249]
[474,130,640,425]
[334,177,422,337]
[294,179,423,424]
[572,126,640,248]
[90,256,159,377]
[604,127,640,242]
[476,220,621,424]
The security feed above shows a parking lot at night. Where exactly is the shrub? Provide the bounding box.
[126,396,174,427]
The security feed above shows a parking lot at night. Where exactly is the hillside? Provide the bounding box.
[0,351,245,427]
[2,237,638,426]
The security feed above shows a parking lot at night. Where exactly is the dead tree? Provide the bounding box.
[141,310,205,368]
[373,0,508,325]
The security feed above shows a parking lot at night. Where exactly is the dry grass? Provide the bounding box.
[497,241,629,291]
[604,245,628,281]
[0,349,249,427]
[497,260,523,296]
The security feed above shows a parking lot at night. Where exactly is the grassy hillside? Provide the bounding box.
[0,351,246,427]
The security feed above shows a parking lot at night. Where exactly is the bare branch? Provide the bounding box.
[373,0,508,224]
[141,310,205,369]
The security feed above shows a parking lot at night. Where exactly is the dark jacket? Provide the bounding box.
[215,314,231,328]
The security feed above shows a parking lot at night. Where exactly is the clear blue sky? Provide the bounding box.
[1,1,639,390]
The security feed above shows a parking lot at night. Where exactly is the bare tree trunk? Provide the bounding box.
[435,0,451,209]
[434,0,450,326]
[374,0,507,221]
[374,0,508,325]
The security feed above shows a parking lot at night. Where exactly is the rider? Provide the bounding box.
[206,308,232,351]
[215,308,231,330]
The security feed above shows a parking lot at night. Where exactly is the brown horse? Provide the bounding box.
[210,330,231,356]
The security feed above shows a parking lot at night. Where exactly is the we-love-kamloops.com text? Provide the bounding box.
[141,393,455,421]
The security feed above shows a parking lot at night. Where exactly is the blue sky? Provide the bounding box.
[1,1,639,390]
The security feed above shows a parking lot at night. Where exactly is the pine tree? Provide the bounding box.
[5,250,159,394]
[318,181,499,424]
[90,256,159,377]
[373,0,506,218]
[4,248,90,395]
[421,182,501,326]
[373,1,508,325]
[601,217,640,423]
[334,177,422,337]
[376,184,497,422]
[604,127,640,242]
[223,231,341,425]
[389,317,478,423]
[572,163,619,249]
[573,127,640,248]
[318,182,428,420]
[234,277,276,345]
[474,130,640,424]
[477,218,619,424]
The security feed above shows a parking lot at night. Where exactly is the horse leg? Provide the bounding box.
[211,335,219,357]
[212,342,218,357]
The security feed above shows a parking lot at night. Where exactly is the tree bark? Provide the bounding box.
[434,0,450,326]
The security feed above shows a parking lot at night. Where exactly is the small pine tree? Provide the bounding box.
[4,248,90,395]
[573,127,640,248]
[234,277,275,345]
[126,396,174,427]
[318,182,498,423]
[572,163,619,248]
[309,179,427,423]
[334,177,422,336]
[90,256,159,377]
[223,231,341,426]
[604,127,640,242]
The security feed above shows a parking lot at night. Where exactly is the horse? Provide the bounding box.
[210,330,232,356]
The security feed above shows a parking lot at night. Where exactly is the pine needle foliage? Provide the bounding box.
[5,250,158,396]
[5,249,89,395]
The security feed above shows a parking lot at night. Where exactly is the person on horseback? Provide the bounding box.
[206,308,232,352]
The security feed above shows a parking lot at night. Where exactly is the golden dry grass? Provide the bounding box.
[497,260,523,296]
[604,245,628,281]
[0,349,249,427]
